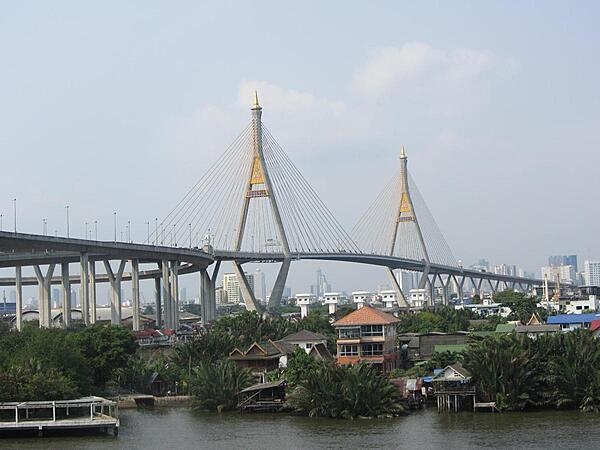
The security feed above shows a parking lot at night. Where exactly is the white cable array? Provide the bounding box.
[351,169,457,266]
[151,120,361,255]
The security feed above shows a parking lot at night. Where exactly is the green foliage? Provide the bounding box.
[396,307,473,334]
[494,289,548,323]
[288,361,404,419]
[463,329,600,412]
[190,359,253,412]
[71,324,138,387]
[285,347,323,385]
[0,364,78,402]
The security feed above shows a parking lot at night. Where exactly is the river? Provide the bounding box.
[2,406,599,449]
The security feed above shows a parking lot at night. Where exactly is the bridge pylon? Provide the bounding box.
[352,145,457,308]
[234,93,291,311]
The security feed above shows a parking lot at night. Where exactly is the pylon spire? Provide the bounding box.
[252,90,261,110]
[400,145,407,159]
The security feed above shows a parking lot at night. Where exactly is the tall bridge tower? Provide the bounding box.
[233,93,291,311]
[352,147,456,307]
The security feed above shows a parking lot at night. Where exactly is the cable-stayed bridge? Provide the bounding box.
[0,93,544,331]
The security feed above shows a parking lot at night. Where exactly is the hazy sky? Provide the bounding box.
[1,1,599,296]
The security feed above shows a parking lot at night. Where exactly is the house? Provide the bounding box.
[280,330,329,354]
[432,363,476,412]
[135,328,176,347]
[229,340,296,381]
[547,313,600,331]
[237,379,287,412]
[397,332,470,361]
[332,305,400,372]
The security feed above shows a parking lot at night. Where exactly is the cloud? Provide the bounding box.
[238,80,347,116]
[353,41,505,117]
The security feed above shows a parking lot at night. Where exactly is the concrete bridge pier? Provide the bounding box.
[170,261,179,330]
[89,261,97,324]
[104,260,126,326]
[200,261,220,324]
[267,258,291,311]
[15,266,23,331]
[80,253,90,325]
[441,275,450,306]
[161,259,172,329]
[200,268,210,324]
[131,259,140,332]
[154,277,162,328]
[61,263,71,328]
[33,264,55,328]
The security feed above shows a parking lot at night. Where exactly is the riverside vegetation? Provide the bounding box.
[1,291,599,417]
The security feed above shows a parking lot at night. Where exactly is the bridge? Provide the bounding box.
[0,92,544,331]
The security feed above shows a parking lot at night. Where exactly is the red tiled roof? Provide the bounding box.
[332,305,399,326]
[591,319,600,332]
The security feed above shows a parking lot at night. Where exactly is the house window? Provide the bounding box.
[339,345,359,356]
[306,343,313,348]
[361,343,383,356]
[339,327,360,339]
[360,325,383,336]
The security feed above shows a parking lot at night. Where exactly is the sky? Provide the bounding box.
[0,1,599,297]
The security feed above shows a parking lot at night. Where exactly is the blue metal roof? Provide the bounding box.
[547,314,600,325]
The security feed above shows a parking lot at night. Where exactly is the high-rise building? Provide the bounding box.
[584,261,600,286]
[223,273,240,304]
[215,286,227,305]
[223,272,255,304]
[549,255,578,272]
[180,287,188,304]
[541,265,576,284]
[254,269,267,303]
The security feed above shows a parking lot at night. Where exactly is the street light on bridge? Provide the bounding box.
[13,198,17,233]
[65,205,70,238]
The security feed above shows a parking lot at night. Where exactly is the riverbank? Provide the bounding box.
[118,395,191,409]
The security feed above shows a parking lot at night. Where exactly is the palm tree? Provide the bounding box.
[190,359,253,412]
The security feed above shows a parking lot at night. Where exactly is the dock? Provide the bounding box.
[0,396,119,436]
[474,402,500,412]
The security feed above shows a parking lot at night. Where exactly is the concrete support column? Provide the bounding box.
[456,276,465,304]
[104,260,126,326]
[131,259,140,332]
[161,259,171,329]
[200,268,210,324]
[208,261,221,322]
[233,262,259,311]
[441,275,449,306]
[80,253,89,325]
[61,263,71,328]
[267,258,291,310]
[89,261,97,324]
[154,277,162,328]
[170,261,179,330]
[33,264,55,328]
[429,274,437,305]
[15,266,22,331]
[386,267,410,308]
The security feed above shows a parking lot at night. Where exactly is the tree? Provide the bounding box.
[190,360,253,412]
[288,361,403,418]
[494,290,547,323]
[71,324,137,388]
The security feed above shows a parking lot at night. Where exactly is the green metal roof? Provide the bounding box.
[495,323,516,333]
[434,344,468,353]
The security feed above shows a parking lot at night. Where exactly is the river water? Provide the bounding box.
[2,406,599,449]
